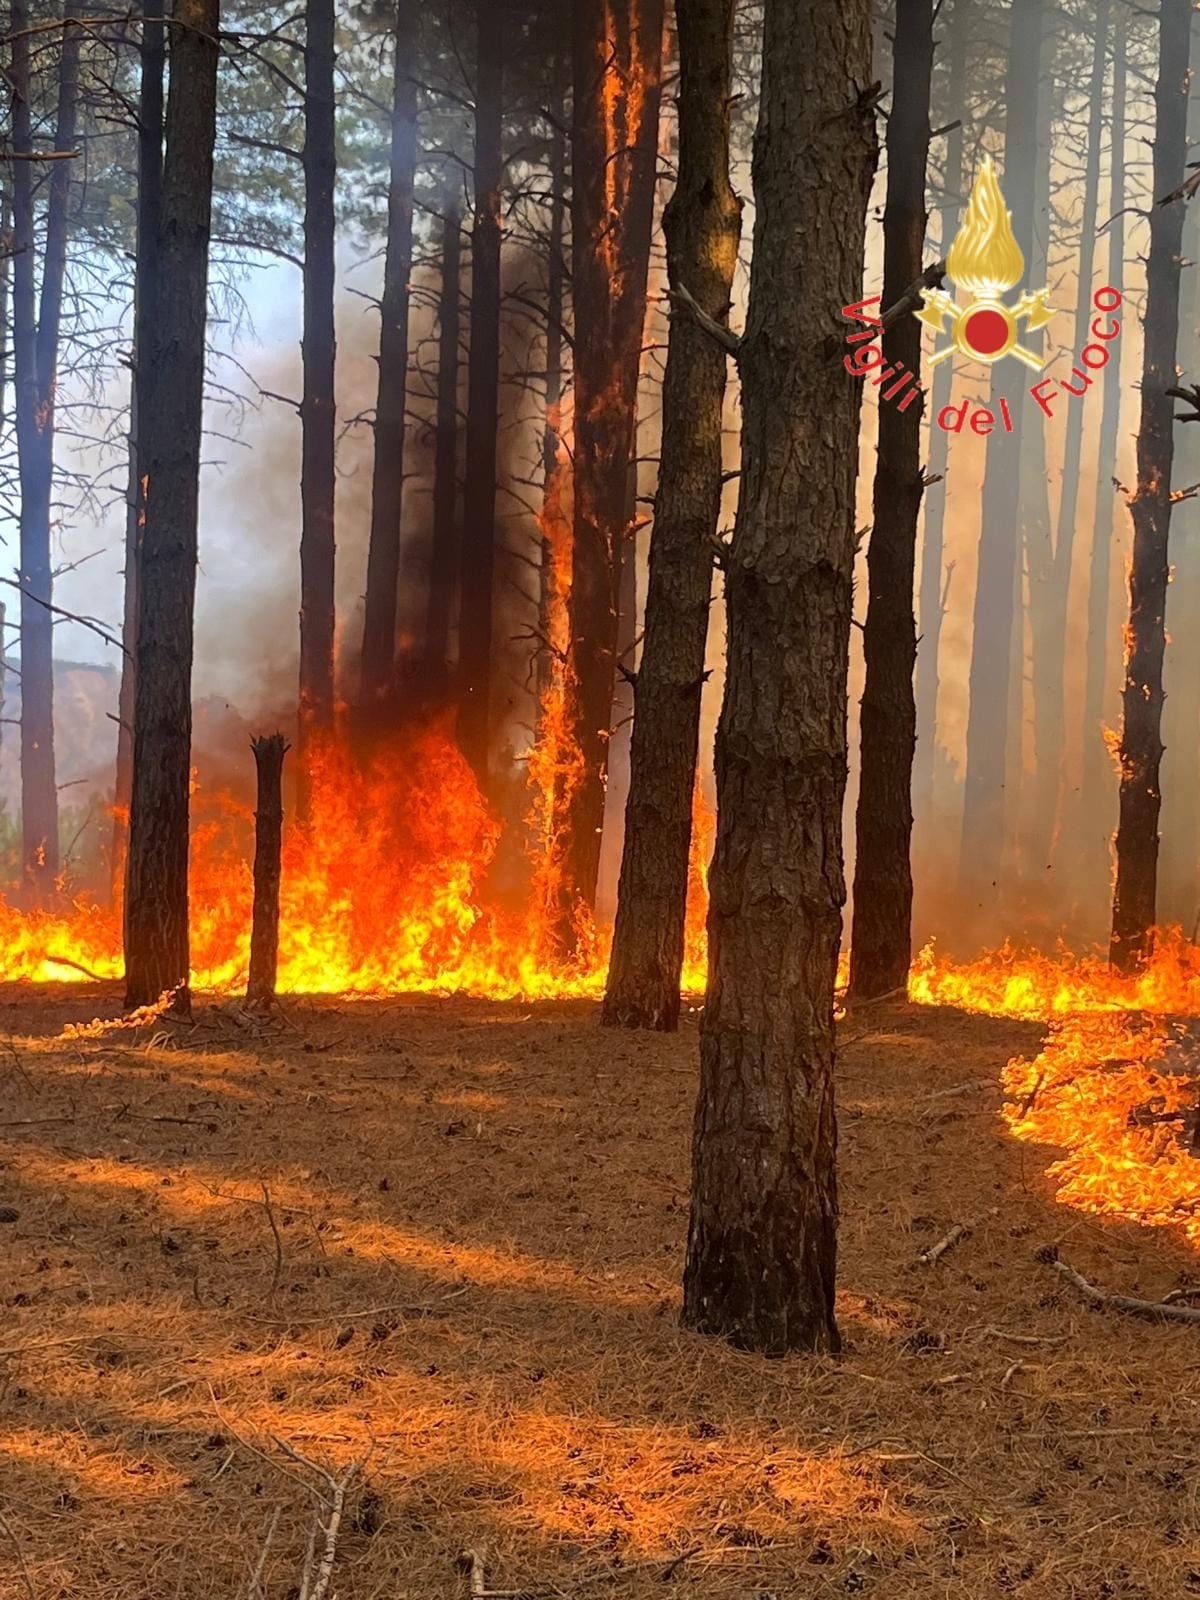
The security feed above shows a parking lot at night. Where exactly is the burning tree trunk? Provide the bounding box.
[847,0,932,1003]
[1079,5,1125,895]
[299,0,337,787]
[424,201,462,688]
[682,0,877,1354]
[535,88,567,716]
[602,0,740,1030]
[11,0,83,904]
[113,0,166,901]
[359,2,417,712]
[959,0,1042,907]
[456,0,503,786]
[124,0,221,1013]
[554,0,664,946]
[247,734,290,1008]
[913,0,967,824]
[1110,0,1191,971]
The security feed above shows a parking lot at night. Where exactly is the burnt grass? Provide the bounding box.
[1,984,1198,1599]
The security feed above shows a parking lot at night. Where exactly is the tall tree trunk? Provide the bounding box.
[1025,0,1108,883]
[424,202,462,688]
[246,733,289,1009]
[113,0,166,902]
[12,0,82,904]
[848,0,932,1002]
[456,0,503,785]
[124,0,221,1012]
[913,0,967,825]
[682,0,877,1355]
[602,0,740,1030]
[959,0,1042,910]
[554,0,664,947]
[359,1,417,711]
[1079,3,1125,903]
[535,95,567,715]
[1110,0,1191,970]
[298,0,337,791]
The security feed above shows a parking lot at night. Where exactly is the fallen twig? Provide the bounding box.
[917,1207,997,1266]
[1040,1249,1200,1324]
[245,1505,282,1600]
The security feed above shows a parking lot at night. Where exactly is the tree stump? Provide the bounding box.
[247,733,289,1009]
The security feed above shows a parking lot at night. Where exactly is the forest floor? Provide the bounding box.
[1,987,1199,1600]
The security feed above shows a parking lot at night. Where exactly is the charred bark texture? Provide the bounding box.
[1110,0,1191,970]
[12,0,82,904]
[536,86,567,714]
[555,0,664,945]
[247,733,289,1008]
[424,202,462,689]
[124,0,221,1013]
[457,0,503,785]
[359,2,417,711]
[299,0,337,785]
[848,0,932,1002]
[602,0,740,1030]
[113,0,166,901]
[959,0,1042,903]
[681,0,877,1354]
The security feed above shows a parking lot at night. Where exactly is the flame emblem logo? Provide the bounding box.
[917,155,1054,369]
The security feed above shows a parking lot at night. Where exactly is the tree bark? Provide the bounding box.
[113,0,166,902]
[124,0,221,1013]
[1110,0,1191,970]
[535,86,568,715]
[247,733,289,1008]
[602,0,740,1030]
[298,0,337,789]
[1079,2,1125,897]
[959,0,1042,907]
[359,1,417,711]
[456,0,503,785]
[424,201,462,689]
[913,0,967,824]
[12,0,83,904]
[554,0,664,948]
[847,0,932,1002]
[681,0,877,1355]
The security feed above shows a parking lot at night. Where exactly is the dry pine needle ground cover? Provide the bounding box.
[2,985,1200,1599]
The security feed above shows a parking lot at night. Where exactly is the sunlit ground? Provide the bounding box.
[1,982,1199,1598]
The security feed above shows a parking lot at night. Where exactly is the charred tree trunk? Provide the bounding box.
[12,0,82,904]
[1080,4,1125,894]
[554,0,664,946]
[959,0,1042,907]
[535,92,568,714]
[681,0,877,1354]
[247,733,289,1008]
[602,0,740,1030]
[113,0,166,901]
[1110,0,1191,970]
[124,0,221,1013]
[456,0,503,785]
[298,0,337,791]
[424,202,462,688]
[847,0,932,1002]
[913,0,967,824]
[359,2,417,711]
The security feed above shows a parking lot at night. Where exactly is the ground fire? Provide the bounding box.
[5,0,1200,1595]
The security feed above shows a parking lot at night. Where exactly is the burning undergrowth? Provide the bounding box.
[0,716,712,1001]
